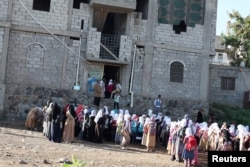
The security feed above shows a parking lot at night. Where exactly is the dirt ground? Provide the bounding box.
[0,126,208,167]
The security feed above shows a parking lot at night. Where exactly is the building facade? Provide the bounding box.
[3,0,244,120]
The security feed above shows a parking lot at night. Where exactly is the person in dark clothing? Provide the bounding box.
[50,102,63,143]
[86,110,96,142]
[81,109,89,140]
[94,109,105,143]
[196,110,203,123]
[103,112,113,142]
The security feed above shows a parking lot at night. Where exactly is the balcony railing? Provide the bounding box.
[100,34,120,60]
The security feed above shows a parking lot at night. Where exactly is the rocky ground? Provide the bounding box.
[0,125,208,167]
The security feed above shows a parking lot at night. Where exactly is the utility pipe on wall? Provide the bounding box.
[75,21,84,90]
[129,40,137,107]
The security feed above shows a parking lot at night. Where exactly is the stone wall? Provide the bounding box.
[86,28,101,58]
[71,4,90,32]
[5,30,83,89]
[209,64,250,108]
[12,0,69,30]
[0,0,8,21]
[0,28,4,54]
[149,48,202,99]
[130,12,148,41]
[155,24,203,50]
[3,83,208,123]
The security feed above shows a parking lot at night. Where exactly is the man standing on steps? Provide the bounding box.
[154,95,162,115]
[93,79,102,107]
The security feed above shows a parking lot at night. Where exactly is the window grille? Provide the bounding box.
[170,61,184,83]
[100,34,120,60]
[221,77,235,90]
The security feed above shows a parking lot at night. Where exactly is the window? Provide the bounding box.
[73,0,90,9]
[221,77,235,90]
[170,61,184,83]
[33,0,51,12]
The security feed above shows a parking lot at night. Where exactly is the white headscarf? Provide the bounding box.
[180,115,193,128]
[144,117,151,126]
[110,109,115,118]
[139,116,144,124]
[113,113,119,121]
[124,114,131,133]
[131,114,137,120]
[163,116,171,126]
[229,124,236,135]
[104,106,109,115]
[119,109,124,115]
[208,122,220,136]
[108,79,113,85]
[83,109,88,114]
[124,109,129,115]
[46,102,53,114]
[117,113,124,124]
[89,110,96,117]
[199,122,208,131]
[94,108,103,123]
[237,124,248,138]
[185,127,193,137]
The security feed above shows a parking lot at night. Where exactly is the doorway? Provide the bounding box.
[103,65,120,98]
[103,65,120,82]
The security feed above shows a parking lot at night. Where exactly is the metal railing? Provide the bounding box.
[100,34,120,60]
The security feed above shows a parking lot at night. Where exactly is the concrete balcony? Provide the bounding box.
[90,0,136,13]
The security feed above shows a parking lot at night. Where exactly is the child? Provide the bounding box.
[182,127,197,167]
[113,92,120,109]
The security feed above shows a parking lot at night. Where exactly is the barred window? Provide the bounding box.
[221,77,235,90]
[33,0,51,12]
[170,61,184,83]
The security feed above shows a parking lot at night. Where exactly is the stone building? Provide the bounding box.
[1,0,241,121]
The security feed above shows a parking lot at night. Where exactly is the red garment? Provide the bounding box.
[63,104,70,113]
[185,135,197,151]
[76,104,84,116]
[107,84,114,93]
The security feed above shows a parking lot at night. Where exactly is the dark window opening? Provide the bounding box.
[33,0,51,12]
[221,77,235,90]
[209,54,215,59]
[73,0,90,9]
[170,61,184,83]
[135,0,149,20]
[70,37,80,40]
[173,20,187,34]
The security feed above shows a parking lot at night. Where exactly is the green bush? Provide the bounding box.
[210,103,250,126]
[61,155,86,167]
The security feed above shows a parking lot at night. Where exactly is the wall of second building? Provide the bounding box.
[209,64,250,108]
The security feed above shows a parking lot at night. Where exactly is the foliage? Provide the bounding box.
[209,103,250,126]
[61,155,86,167]
[221,10,250,67]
